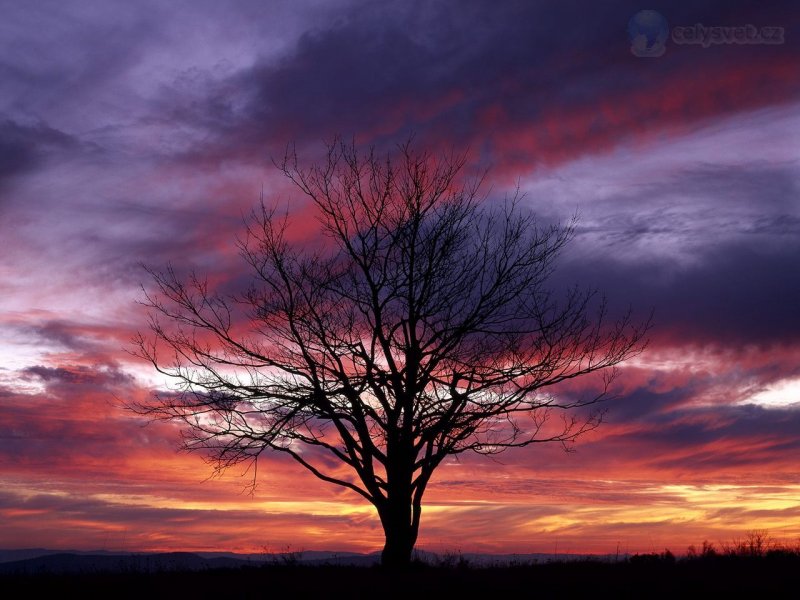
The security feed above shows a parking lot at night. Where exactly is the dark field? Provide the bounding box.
[3,554,800,599]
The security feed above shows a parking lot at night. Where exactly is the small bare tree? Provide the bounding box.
[133,139,648,567]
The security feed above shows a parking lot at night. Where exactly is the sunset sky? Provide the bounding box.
[1,0,799,556]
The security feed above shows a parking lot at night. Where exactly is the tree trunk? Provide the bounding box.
[379,497,418,568]
[378,450,418,568]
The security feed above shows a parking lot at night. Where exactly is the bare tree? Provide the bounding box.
[132,138,649,567]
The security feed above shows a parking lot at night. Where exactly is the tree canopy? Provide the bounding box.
[133,139,649,567]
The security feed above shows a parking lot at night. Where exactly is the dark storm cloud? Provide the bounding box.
[603,385,697,422]
[0,119,83,188]
[21,364,133,388]
[662,243,800,345]
[654,243,792,343]
[21,319,110,353]
[191,0,560,150]
[174,0,798,163]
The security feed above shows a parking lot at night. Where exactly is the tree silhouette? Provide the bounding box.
[132,139,649,567]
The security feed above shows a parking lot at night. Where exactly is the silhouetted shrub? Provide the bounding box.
[629,550,675,566]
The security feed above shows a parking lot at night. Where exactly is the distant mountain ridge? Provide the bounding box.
[0,549,378,573]
[0,548,619,574]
